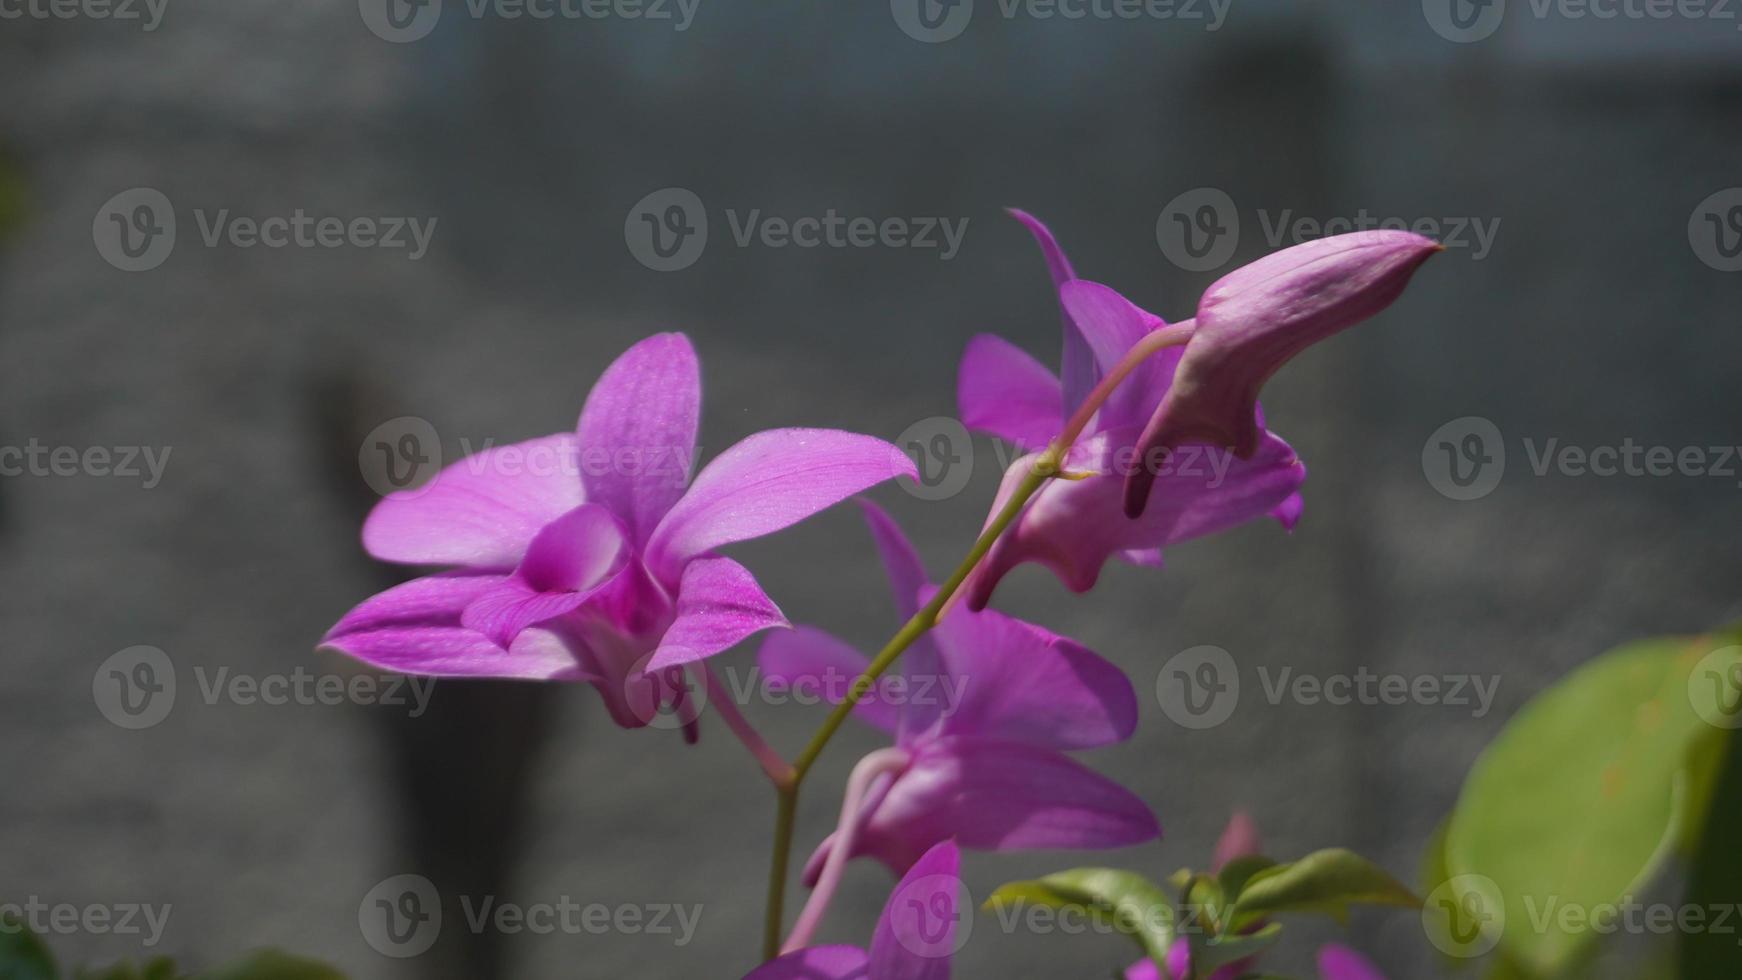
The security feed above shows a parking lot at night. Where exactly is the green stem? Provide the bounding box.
[757,322,1197,962]
[763,784,798,959]
[759,462,1050,960]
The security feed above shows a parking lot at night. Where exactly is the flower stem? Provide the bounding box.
[1056,322,1195,450]
[759,462,1047,960]
[757,323,1196,962]
[699,663,795,787]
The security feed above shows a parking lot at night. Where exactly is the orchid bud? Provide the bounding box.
[1125,231,1440,516]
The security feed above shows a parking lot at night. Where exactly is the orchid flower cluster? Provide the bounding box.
[321,212,1439,977]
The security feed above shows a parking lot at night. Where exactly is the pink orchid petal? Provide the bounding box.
[517,504,631,593]
[321,575,587,680]
[645,429,916,583]
[362,433,584,568]
[1127,231,1437,512]
[858,500,929,621]
[324,571,505,637]
[459,505,631,648]
[575,333,701,544]
[868,840,961,980]
[1123,959,1164,980]
[856,501,945,740]
[929,600,1137,750]
[967,433,1304,609]
[459,582,593,649]
[1318,944,1387,980]
[1056,280,1167,433]
[759,626,900,734]
[1008,208,1094,418]
[957,334,1062,452]
[742,946,871,980]
[853,736,1159,871]
[647,556,789,671]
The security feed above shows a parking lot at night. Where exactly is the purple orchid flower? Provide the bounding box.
[1124,230,1440,515]
[759,500,1158,887]
[955,211,1307,609]
[745,840,965,980]
[321,333,916,734]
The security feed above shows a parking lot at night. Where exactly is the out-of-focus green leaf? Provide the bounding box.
[1228,849,1417,929]
[986,868,1174,970]
[72,957,181,980]
[1444,634,1738,976]
[196,950,345,980]
[0,912,56,980]
[1216,856,1278,908]
[1681,726,1742,980]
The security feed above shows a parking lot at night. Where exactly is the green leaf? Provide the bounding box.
[1216,856,1278,907]
[196,951,345,980]
[1444,634,1736,976]
[986,868,1174,969]
[1229,849,1418,927]
[1681,727,1742,979]
[1180,873,1229,937]
[0,912,56,980]
[72,959,181,980]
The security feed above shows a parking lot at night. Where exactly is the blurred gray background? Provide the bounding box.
[1,1,1740,976]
